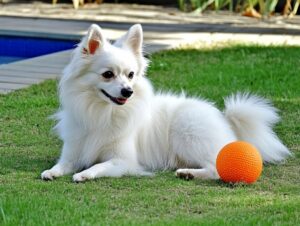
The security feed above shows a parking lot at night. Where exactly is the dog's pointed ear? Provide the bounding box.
[82,24,105,55]
[115,24,143,55]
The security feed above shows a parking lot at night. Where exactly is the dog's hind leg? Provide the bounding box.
[169,101,235,181]
[176,168,219,180]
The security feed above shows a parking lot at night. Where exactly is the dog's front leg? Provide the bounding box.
[72,158,147,182]
[72,138,152,182]
[41,141,80,180]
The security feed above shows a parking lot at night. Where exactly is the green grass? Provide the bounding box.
[0,46,299,225]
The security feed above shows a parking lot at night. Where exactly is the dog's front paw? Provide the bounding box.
[41,169,61,181]
[176,169,195,180]
[73,172,93,183]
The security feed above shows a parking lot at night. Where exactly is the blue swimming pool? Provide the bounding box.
[0,35,78,65]
[0,56,25,64]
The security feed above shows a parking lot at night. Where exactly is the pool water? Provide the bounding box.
[0,56,25,64]
[0,35,78,65]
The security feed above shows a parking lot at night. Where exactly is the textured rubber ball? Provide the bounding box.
[216,141,263,184]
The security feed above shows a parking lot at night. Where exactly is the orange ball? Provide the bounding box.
[216,141,263,184]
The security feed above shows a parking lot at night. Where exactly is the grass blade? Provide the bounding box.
[0,205,6,224]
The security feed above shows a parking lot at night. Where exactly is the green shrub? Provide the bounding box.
[177,0,299,16]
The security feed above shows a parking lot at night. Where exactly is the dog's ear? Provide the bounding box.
[82,24,105,55]
[115,24,143,55]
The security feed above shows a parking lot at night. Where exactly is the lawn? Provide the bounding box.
[0,46,299,225]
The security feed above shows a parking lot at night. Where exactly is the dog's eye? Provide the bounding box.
[128,72,134,79]
[102,71,114,79]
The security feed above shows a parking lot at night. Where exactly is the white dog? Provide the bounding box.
[41,24,291,182]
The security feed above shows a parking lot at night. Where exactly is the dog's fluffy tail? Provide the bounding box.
[224,93,291,163]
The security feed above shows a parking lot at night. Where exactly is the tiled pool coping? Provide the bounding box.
[0,50,71,94]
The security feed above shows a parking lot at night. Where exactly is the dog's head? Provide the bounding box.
[66,24,147,105]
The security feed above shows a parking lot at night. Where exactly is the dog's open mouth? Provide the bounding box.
[101,89,127,105]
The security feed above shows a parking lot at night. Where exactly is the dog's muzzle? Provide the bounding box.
[101,89,128,105]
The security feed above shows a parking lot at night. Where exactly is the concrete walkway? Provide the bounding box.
[0,2,300,94]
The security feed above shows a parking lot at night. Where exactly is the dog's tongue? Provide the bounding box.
[117,98,127,104]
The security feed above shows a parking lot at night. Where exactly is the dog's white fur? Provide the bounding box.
[41,24,291,182]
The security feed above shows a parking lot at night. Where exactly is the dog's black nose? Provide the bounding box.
[121,88,133,98]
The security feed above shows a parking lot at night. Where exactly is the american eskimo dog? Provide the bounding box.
[41,24,290,182]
